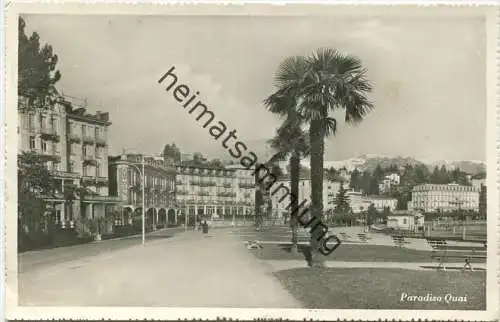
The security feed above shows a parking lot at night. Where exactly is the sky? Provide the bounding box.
[22,13,486,162]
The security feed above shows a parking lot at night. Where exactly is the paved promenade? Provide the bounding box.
[19,229,301,308]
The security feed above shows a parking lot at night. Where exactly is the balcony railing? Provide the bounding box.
[176,181,184,185]
[82,135,94,145]
[40,127,60,142]
[84,195,121,202]
[190,181,200,185]
[82,176,96,185]
[198,192,209,196]
[68,132,81,143]
[239,183,254,189]
[83,154,95,161]
[176,190,189,195]
[95,136,107,147]
[223,183,232,188]
[38,150,61,163]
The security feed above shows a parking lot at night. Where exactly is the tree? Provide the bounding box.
[333,182,350,214]
[263,89,310,252]
[349,169,361,190]
[162,143,181,163]
[430,166,441,184]
[366,204,378,226]
[207,158,224,168]
[192,152,207,166]
[270,49,373,267]
[18,152,55,233]
[18,17,61,111]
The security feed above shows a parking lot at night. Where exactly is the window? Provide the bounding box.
[83,165,90,176]
[40,115,46,129]
[29,136,36,149]
[95,147,101,158]
[95,127,100,139]
[403,218,408,225]
[68,160,75,172]
[41,140,47,152]
[82,124,86,137]
[96,164,101,177]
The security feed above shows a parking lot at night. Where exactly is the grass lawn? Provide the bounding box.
[275,268,486,310]
[250,244,433,262]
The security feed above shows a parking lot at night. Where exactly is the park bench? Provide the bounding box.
[245,240,263,250]
[430,243,487,271]
[357,233,368,243]
[392,235,407,247]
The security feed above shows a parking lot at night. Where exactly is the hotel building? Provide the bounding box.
[364,195,398,212]
[175,165,255,222]
[108,153,177,229]
[270,176,342,217]
[18,96,119,233]
[408,183,480,213]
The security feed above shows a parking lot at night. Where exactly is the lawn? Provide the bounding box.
[275,268,486,310]
[250,243,435,262]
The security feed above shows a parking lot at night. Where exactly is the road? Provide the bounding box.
[18,227,184,273]
[18,228,301,308]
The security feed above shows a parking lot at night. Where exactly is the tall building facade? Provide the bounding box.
[175,165,255,221]
[408,183,480,213]
[18,96,120,232]
[270,176,342,217]
[108,154,177,228]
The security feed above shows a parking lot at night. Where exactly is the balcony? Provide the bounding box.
[82,176,96,185]
[84,195,121,203]
[40,127,60,142]
[38,150,61,163]
[51,170,80,179]
[96,177,109,186]
[83,155,98,166]
[68,132,81,143]
[176,190,189,195]
[223,183,232,188]
[82,135,94,145]
[199,181,216,187]
[176,181,184,185]
[190,181,200,186]
[198,192,209,196]
[95,136,107,147]
[239,183,254,189]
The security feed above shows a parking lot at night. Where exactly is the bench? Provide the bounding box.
[392,236,406,247]
[430,243,487,271]
[358,233,368,243]
[245,240,263,250]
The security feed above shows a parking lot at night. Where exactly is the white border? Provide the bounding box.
[3,2,499,321]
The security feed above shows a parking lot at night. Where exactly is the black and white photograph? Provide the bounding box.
[3,3,499,321]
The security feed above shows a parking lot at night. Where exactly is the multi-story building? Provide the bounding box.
[175,165,255,222]
[270,175,342,217]
[378,173,400,193]
[345,190,370,213]
[408,183,480,213]
[108,153,177,228]
[18,96,120,232]
[364,195,398,212]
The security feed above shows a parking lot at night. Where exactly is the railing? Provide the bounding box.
[84,195,121,202]
[190,181,200,185]
[68,132,81,143]
[82,135,94,144]
[95,136,107,146]
[198,192,209,196]
[223,183,232,188]
[83,154,95,161]
[239,183,254,189]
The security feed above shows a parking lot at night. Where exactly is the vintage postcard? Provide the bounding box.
[3,2,499,321]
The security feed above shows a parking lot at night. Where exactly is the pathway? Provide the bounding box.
[18,229,301,308]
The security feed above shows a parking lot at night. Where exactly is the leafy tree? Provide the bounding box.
[162,143,181,163]
[207,158,224,168]
[18,152,55,233]
[18,17,61,110]
[192,152,207,166]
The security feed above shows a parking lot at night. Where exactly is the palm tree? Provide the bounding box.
[271,49,373,267]
[266,116,310,253]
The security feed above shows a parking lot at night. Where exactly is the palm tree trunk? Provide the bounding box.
[308,119,325,267]
[290,151,300,253]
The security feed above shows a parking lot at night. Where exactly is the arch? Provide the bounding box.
[146,208,156,230]
[123,207,134,226]
[158,208,167,227]
[167,208,176,225]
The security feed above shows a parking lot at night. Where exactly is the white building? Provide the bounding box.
[346,190,371,213]
[270,176,342,217]
[378,173,400,193]
[364,195,398,212]
[387,210,424,232]
[409,183,480,213]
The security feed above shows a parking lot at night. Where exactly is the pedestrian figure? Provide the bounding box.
[202,219,209,234]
